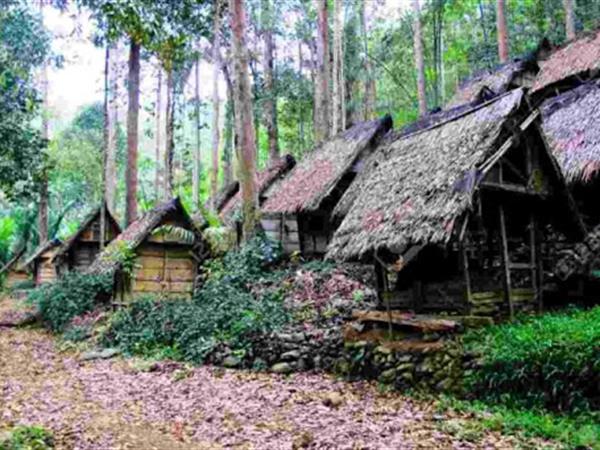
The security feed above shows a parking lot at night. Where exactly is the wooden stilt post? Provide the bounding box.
[499,205,514,320]
[375,251,393,337]
[461,243,472,313]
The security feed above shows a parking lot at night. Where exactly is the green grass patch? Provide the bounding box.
[464,306,600,413]
[0,425,54,450]
[437,396,600,449]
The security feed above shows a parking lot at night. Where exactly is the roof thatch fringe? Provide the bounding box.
[541,80,600,183]
[88,197,203,276]
[327,89,525,261]
[531,28,600,94]
[262,116,392,214]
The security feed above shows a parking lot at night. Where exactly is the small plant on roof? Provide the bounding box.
[151,225,196,245]
[101,240,139,277]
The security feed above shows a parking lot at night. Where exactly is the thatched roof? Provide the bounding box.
[88,197,204,276]
[446,59,532,108]
[531,29,600,94]
[0,246,26,276]
[327,89,528,261]
[53,203,121,262]
[219,154,296,224]
[399,103,476,137]
[22,239,63,269]
[541,80,600,183]
[262,117,392,214]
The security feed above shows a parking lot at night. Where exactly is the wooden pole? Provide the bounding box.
[499,206,514,320]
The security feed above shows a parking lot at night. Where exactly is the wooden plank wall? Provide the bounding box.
[36,258,58,285]
[72,244,100,272]
[261,214,301,254]
[129,242,196,299]
[6,271,29,288]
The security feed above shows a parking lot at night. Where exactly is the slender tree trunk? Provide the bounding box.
[564,0,576,40]
[412,0,427,116]
[38,2,48,243]
[229,0,259,240]
[298,41,305,152]
[314,0,330,144]
[338,0,345,131]
[262,0,279,162]
[164,67,175,200]
[211,0,222,210]
[332,0,340,134]
[101,45,110,250]
[496,0,509,63]
[223,71,234,188]
[193,57,201,210]
[154,67,162,202]
[361,0,376,121]
[125,39,140,225]
[106,43,118,213]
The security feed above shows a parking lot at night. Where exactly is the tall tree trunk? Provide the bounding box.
[262,0,279,162]
[193,57,201,211]
[361,0,376,121]
[154,66,162,202]
[106,43,118,213]
[314,0,330,144]
[125,39,140,225]
[332,0,340,134]
[298,41,305,152]
[211,0,222,211]
[223,71,234,188]
[564,0,576,40]
[412,0,427,116]
[229,0,259,240]
[38,2,48,243]
[101,45,110,250]
[496,0,509,63]
[164,67,175,200]
[338,0,345,131]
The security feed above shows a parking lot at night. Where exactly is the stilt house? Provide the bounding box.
[261,116,392,256]
[88,198,208,302]
[52,204,121,273]
[327,90,583,319]
[23,239,63,286]
[0,247,29,288]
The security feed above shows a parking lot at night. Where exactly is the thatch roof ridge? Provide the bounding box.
[88,197,202,275]
[446,59,531,108]
[53,202,121,261]
[327,89,526,261]
[262,116,393,214]
[541,79,600,183]
[531,28,600,93]
[22,239,63,269]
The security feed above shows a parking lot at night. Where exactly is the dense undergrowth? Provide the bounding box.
[101,236,291,363]
[0,425,54,450]
[464,306,600,413]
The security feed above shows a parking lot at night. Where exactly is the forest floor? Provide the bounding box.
[0,297,558,450]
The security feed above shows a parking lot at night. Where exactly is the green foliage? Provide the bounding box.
[99,241,138,277]
[0,425,54,450]
[31,272,113,332]
[464,307,600,413]
[437,396,600,449]
[102,236,289,363]
[0,3,50,199]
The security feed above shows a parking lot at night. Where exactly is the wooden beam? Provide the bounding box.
[461,242,472,309]
[499,205,514,320]
[480,181,547,197]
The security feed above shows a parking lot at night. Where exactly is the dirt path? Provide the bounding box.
[0,312,554,449]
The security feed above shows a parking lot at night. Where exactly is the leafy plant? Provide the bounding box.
[464,306,600,413]
[30,272,113,332]
[0,425,54,450]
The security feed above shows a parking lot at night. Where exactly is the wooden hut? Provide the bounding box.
[23,239,63,286]
[52,204,121,273]
[0,247,29,288]
[446,58,540,109]
[327,90,583,319]
[530,29,600,101]
[88,197,208,302]
[261,116,392,256]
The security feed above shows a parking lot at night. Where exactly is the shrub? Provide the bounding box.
[0,425,54,450]
[102,236,289,363]
[30,272,113,332]
[464,306,600,413]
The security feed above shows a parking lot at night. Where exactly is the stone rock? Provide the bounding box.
[374,345,392,355]
[396,362,415,373]
[435,377,455,392]
[80,348,120,361]
[280,350,301,361]
[396,355,413,363]
[271,362,293,374]
[322,392,343,408]
[222,356,241,368]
